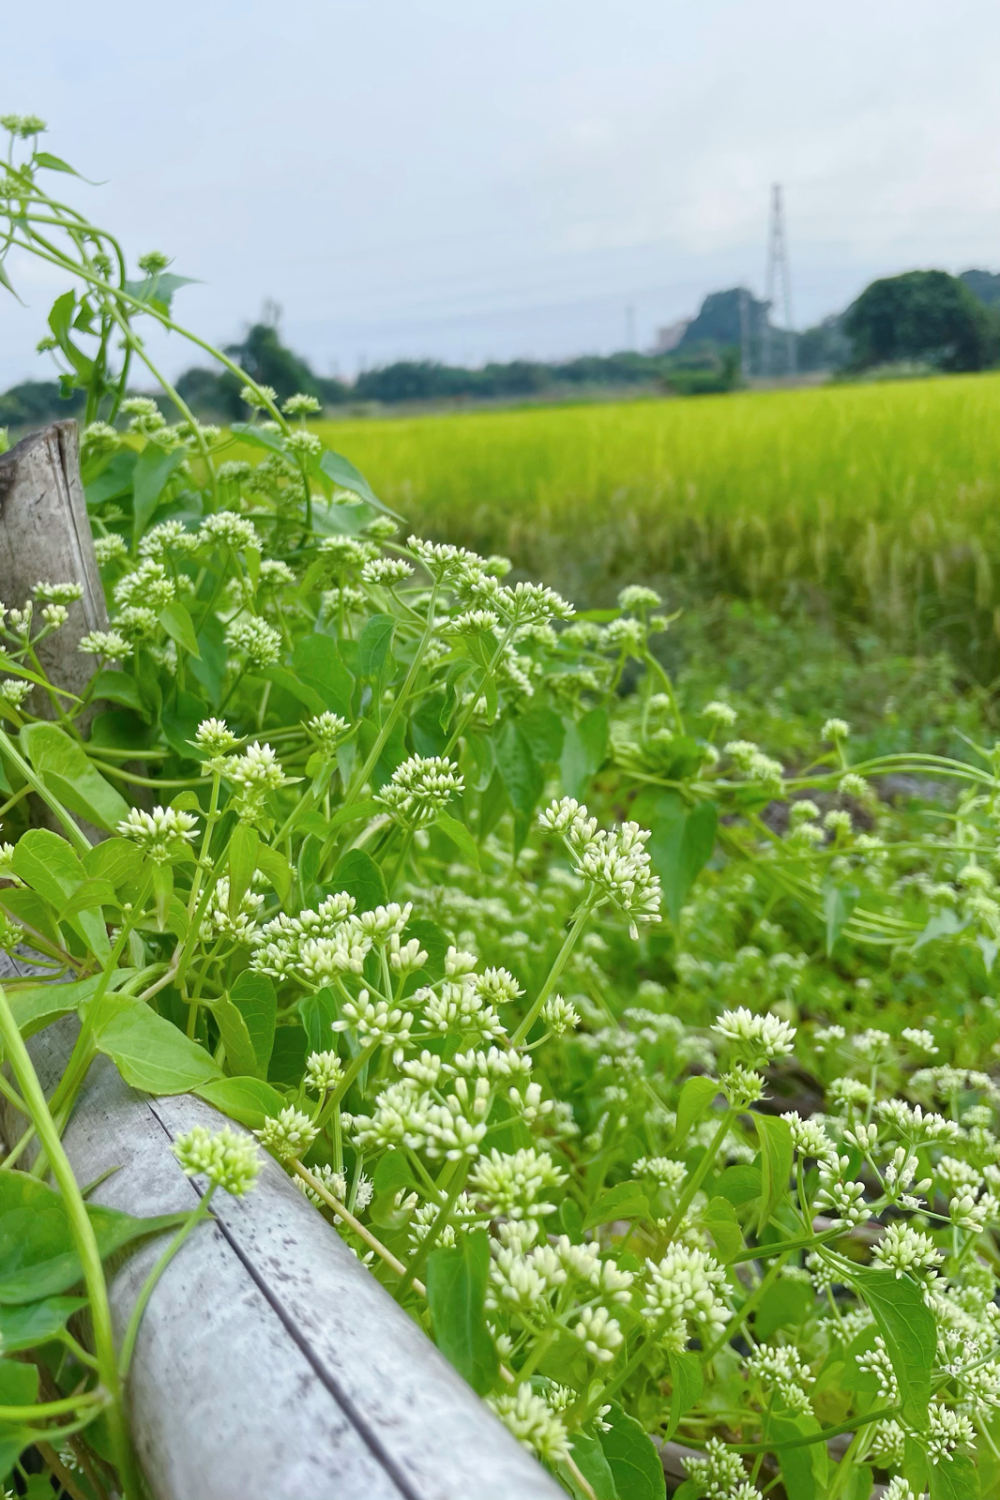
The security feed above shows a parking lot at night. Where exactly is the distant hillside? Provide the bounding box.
[2,266,998,432]
[961,270,1000,309]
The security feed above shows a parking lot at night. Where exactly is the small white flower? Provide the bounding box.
[173,1125,260,1196]
[255,1107,318,1162]
[225,617,282,667]
[118,805,198,863]
[713,1007,796,1061]
[486,1387,569,1465]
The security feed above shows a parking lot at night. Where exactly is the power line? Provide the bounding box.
[762,184,796,377]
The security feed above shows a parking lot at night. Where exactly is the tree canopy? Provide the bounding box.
[845,270,999,372]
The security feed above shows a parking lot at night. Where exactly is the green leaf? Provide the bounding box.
[823,877,859,956]
[583,1181,650,1231]
[426,1230,499,1396]
[673,1075,719,1146]
[195,1077,286,1129]
[644,796,718,926]
[159,600,202,659]
[517,708,565,765]
[357,614,397,680]
[94,998,222,1093]
[753,1113,793,1233]
[91,669,146,716]
[132,444,185,539]
[123,272,199,311]
[495,721,543,849]
[267,1024,308,1086]
[844,1465,874,1500]
[227,822,259,918]
[260,664,328,717]
[0,1171,183,1302]
[716,1163,762,1207]
[701,1196,743,1262]
[255,843,293,904]
[600,1404,665,1500]
[9,969,135,1042]
[770,1412,827,1500]
[58,877,119,919]
[331,848,387,913]
[0,1361,37,1405]
[755,1278,813,1339]
[10,827,84,909]
[319,448,400,518]
[48,289,75,343]
[0,1295,88,1351]
[560,707,609,799]
[299,986,339,1056]
[85,448,136,508]
[665,1350,704,1441]
[853,1267,936,1429]
[289,635,354,717]
[33,151,81,176]
[929,1451,979,1499]
[230,971,277,1075]
[914,908,965,950]
[559,1429,617,1500]
[10,827,110,959]
[904,1435,930,1496]
[204,995,259,1079]
[435,812,481,869]
[20,722,130,832]
[82,838,144,892]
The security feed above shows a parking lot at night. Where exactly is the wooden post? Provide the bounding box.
[0,422,107,706]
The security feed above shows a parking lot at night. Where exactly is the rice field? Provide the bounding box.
[316,373,1000,672]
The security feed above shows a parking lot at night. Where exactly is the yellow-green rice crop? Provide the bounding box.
[317,374,1000,670]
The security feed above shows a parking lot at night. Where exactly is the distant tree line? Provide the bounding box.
[3,268,999,432]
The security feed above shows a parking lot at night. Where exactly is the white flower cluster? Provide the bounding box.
[538,797,661,937]
[375,755,464,828]
[642,1245,729,1351]
[172,1125,260,1197]
[118,805,198,863]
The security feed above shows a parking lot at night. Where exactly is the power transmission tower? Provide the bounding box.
[739,287,751,382]
[761,184,796,378]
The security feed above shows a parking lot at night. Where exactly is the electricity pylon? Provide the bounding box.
[761,184,796,378]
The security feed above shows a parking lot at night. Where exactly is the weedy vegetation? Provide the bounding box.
[0,118,998,1500]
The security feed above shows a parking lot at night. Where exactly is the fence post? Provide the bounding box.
[0,422,107,706]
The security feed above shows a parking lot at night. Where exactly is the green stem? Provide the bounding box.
[511,896,596,1045]
[660,1108,737,1241]
[342,588,439,811]
[0,980,142,1498]
[396,1159,469,1300]
[0,726,89,854]
[119,1185,217,1378]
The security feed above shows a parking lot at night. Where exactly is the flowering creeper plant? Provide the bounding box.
[0,120,1000,1500]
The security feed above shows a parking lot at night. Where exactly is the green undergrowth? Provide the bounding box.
[0,118,998,1500]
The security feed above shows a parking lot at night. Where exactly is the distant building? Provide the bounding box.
[653,319,692,353]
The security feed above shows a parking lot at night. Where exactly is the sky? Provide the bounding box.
[0,0,997,386]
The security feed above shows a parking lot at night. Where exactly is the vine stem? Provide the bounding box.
[659,1107,737,1242]
[511,895,596,1046]
[341,585,440,813]
[118,1185,217,1378]
[0,980,143,1499]
[291,1161,426,1294]
[396,1159,470,1300]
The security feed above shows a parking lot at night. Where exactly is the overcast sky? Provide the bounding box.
[1,0,997,386]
